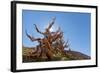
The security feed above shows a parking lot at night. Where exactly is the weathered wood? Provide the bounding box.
[25,17,70,61]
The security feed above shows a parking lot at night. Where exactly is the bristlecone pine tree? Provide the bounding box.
[23,17,70,62]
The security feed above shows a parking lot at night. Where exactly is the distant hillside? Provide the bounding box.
[22,46,90,62]
[65,50,90,60]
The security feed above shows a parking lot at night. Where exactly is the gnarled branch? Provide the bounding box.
[47,17,56,31]
[34,24,44,34]
[25,30,41,42]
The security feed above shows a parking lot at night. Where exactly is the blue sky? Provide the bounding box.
[22,10,91,56]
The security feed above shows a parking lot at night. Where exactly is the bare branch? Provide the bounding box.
[25,30,41,42]
[34,24,44,34]
[47,17,56,30]
[64,40,70,48]
[52,32,62,42]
